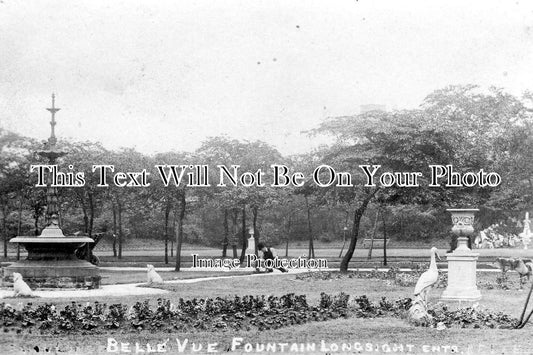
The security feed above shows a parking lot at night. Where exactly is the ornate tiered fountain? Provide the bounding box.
[5,95,100,289]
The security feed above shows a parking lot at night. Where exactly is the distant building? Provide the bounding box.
[360,104,386,113]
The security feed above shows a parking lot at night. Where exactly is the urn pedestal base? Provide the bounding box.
[440,250,481,302]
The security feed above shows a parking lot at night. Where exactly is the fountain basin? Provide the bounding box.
[10,236,93,259]
[4,235,100,289]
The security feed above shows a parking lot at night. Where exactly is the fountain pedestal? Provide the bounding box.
[441,209,481,301]
[6,226,100,289]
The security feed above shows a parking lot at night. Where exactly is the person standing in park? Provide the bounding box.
[257,242,288,273]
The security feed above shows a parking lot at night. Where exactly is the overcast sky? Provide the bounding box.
[1,0,532,156]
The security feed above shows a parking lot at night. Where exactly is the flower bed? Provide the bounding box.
[295,267,426,287]
[0,293,350,334]
[296,269,528,290]
[347,295,517,329]
[0,290,519,334]
[428,303,516,329]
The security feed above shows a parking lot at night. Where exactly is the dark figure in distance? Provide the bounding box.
[257,242,288,273]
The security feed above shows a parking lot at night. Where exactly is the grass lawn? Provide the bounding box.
[1,271,532,354]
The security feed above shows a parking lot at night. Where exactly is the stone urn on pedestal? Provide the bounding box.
[441,208,481,301]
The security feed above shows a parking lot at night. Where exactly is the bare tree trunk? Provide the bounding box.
[2,203,7,259]
[285,214,292,257]
[382,206,388,266]
[175,192,186,271]
[164,198,171,264]
[112,202,117,257]
[239,204,247,263]
[17,196,23,234]
[222,209,228,257]
[34,205,40,236]
[58,201,62,229]
[80,192,89,234]
[88,192,95,238]
[171,208,178,257]
[117,200,123,259]
[305,196,315,259]
[399,210,405,240]
[367,209,379,260]
[231,209,238,258]
[2,218,6,259]
[340,190,377,272]
[339,210,350,258]
[252,206,260,256]
[17,195,23,260]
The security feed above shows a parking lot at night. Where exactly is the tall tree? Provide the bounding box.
[0,129,37,257]
[313,85,526,271]
[196,137,283,260]
[61,141,109,238]
[151,151,194,270]
[105,148,151,259]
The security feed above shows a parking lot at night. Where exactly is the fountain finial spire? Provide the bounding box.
[46,93,61,148]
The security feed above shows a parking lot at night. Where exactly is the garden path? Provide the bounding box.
[0,268,299,299]
[0,266,508,300]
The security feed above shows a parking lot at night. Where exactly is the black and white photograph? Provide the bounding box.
[1,0,533,354]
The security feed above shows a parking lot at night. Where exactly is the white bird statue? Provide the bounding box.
[408,247,441,324]
[413,247,441,305]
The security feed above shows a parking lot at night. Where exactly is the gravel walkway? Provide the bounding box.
[0,266,508,300]
[0,268,297,299]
